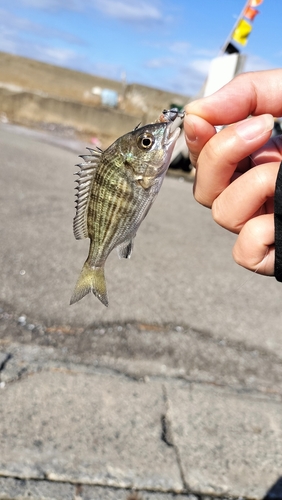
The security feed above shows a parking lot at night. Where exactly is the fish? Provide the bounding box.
[70,108,184,307]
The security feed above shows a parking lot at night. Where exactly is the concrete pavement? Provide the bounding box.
[0,123,282,499]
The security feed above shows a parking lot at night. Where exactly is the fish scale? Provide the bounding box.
[70,109,184,307]
[89,168,134,257]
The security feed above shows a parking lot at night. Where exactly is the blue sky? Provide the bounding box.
[0,0,280,96]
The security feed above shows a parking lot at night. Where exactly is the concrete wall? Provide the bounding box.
[120,83,188,123]
[0,87,142,138]
[0,53,190,140]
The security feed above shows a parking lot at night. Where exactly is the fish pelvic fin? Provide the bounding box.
[70,261,108,307]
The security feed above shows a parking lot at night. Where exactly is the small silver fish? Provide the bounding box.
[70,109,183,306]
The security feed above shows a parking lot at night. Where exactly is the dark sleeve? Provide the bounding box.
[274,161,282,281]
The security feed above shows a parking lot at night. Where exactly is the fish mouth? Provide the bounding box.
[161,108,185,127]
[164,114,184,150]
[171,111,185,128]
[158,116,183,177]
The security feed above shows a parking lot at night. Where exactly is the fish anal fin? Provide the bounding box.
[70,261,108,307]
[117,239,134,259]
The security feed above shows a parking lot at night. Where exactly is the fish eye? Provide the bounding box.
[137,133,155,150]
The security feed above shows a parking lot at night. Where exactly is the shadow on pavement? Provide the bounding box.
[264,477,282,500]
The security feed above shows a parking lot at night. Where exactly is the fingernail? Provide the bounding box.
[235,114,274,141]
[185,115,198,142]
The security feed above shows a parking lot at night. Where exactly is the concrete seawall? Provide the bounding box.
[0,87,142,138]
[0,52,190,143]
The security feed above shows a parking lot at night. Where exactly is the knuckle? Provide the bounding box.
[211,197,230,226]
[232,243,243,266]
[188,151,198,167]
[193,185,211,208]
[211,197,222,225]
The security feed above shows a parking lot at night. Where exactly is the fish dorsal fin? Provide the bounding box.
[73,147,102,240]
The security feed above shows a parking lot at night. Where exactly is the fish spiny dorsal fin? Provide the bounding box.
[73,147,102,240]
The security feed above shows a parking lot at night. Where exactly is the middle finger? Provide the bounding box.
[212,162,279,234]
[194,114,274,207]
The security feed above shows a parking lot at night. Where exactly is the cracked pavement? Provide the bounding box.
[0,124,282,500]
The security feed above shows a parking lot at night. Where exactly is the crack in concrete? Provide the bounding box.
[0,352,12,385]
[0,352,12,372]
[1,305,281,500]
[2,356,281,406]
[161,384,188,493]
[0,474,250,499]
[160,414,173,447]
[160,385,257,500]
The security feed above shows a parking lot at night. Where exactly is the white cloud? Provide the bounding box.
[0,27,18,54]
[177,52,274,97]
[39,47,79,66]
[92,0,162,22]
[0,8,87,72]
[244,54,274,73]
[0,8,83,45]
[13,0,81,9]
[0,31,84,71]
[194,47,218,58]
[142,44,214,96]
[145,57,175,69]
[168,58,212,97]
[169,41,191,55]
[170,52,276,97]
[14,0,164,23]
[189,58,213,76]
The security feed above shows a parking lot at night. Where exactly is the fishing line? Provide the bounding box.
[232,247,270,293]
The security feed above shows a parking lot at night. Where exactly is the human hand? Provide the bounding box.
[184,70,282,275]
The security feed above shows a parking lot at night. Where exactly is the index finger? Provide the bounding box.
[185,69,282,125]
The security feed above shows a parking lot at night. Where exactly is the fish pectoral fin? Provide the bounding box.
[70,262,108,307]
[138,176,155,189]
[117,239,134,259]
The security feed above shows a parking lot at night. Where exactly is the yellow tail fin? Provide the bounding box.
[70,261,108,306]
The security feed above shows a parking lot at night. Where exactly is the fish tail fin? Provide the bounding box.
[70,261,108,307]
